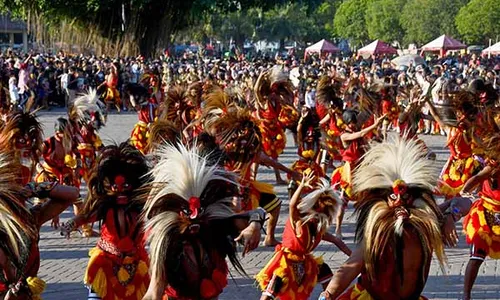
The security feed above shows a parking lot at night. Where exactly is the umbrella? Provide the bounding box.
[391,54,426,68]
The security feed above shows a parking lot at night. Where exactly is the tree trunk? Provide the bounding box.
[279,38,285,51]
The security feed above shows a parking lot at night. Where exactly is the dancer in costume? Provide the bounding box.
[0,111,43,186]
[69,89,106,184]
[319,136,470,300]
[380,87,399,139]
[205,94,301,246]
[460,133,500,300]
[316,76,345,174]
[99,61,121,113]
[142,143,267,300]
[257,173,351,300]
[427,91,482,198]
[398,92,435,159]
[288,105,324,198]
[254,67,294,184]
[35,117,80,229]
[0,151,79,300]
[129,85,158,154]
[61,142,150,300]
[330,110,386,238]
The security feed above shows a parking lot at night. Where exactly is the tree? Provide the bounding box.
[0,0,287,56]
[400,0,467,45]
[314,0,341,40]
[456,0,500,44]
[333,0,369,48]
[365,0,405,43]
[259,3,312,50]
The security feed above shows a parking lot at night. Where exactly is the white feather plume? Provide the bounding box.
[144,142,237,219]
[298,178,342,234]
[269,65,289,85]
[353,136,438,193]
[72,88,106,126]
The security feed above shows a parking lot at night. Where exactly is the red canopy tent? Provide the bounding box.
[357,40,397,57]
[420,35,466,57]
[304,39,340,59]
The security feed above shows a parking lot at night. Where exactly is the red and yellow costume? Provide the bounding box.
[226,161,278,213]
[325,115,345,161]
[65,143,152,300]
[76,130,102,183]
[331,135,365,200]
[104,71,120,105]
[438,126,480,197]
[258,102,286,159]
[381,98,399,126]
[35,136,78,187]
[464,172,500,259]
[288,158,324,194]
[256,218,325,300]
[130,98,158,154]
[85,210,149,300]
[278,103,299,130]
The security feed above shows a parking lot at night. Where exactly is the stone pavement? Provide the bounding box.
[32,109,500,300]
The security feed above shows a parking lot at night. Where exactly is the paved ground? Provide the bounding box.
[32,109,500,300]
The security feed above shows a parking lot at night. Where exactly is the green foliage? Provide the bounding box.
[455,0,500,44]
[315,0,340,40]
[333,0,369,48]
[400,0,466,45]
[365,0,405,43]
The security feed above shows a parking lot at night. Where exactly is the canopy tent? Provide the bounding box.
[304,39,340,58]
[420,35,466,57]
[357,40,398,57]
[482,42,500,56]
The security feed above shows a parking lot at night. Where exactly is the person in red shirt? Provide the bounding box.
[331,110,386,238]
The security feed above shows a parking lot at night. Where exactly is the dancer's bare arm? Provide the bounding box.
[340,114,386,142]
[25,183,80,227]
[321,247,364,299]
[289,173,314,223]
[461,165,492,195]
[142,273,166,300]
[425,99,449,133]
[257,152,301,181]
[233,208,266,256]
[323,232,352,256]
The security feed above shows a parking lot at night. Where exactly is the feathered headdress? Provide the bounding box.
[255,67,294,108]
[0,151,36,266]
[298,178,342,235]
[209,107,261,167]
[316,75,343,110]
[81,142,149,223]
[143,143,244,298]
[353,136,437,194]
[70,89,107,130]
[0,111,43,155]
[352,136,445,283]
[160,85,188,125]
[145,119,179,154]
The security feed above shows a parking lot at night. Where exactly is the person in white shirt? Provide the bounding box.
[8,75,19,106]
[305,84,316,108]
